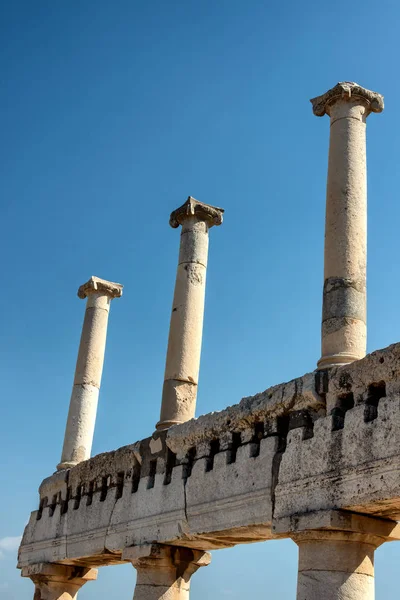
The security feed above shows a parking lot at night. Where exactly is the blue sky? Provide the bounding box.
[1,0,400,597]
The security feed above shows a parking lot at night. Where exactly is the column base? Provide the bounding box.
[156,379,197,431]
[317,352,364,370]
[56,461,76,471]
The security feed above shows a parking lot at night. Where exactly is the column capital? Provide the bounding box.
[77,276,123,299]
[122,543,211,571]
[21,563,98,585]
[311,82,384,117]
[22,564,97,600]
[170,196,224,229]
[273,509,400,543]
[124,545,210,599]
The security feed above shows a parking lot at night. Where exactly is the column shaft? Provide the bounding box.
[58,277,122,470]
[294,531,382,600]
[311,82,384,369]
[134,565,190,600]
[160,218,209,428]
[322,101,368,367]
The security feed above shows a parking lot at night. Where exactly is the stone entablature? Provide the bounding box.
[18,342,400,569]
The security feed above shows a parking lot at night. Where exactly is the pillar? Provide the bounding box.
[21,564,97,600]
[272,511,400,600]
[293,530,382,600]
[311,82,384,369]
[57,276,123,470]
[156,197,224,430]
[123,544,211,600]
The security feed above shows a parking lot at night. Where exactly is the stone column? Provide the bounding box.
[21,564,97,600]
[293,530,382,600]
[311,82,384,369]
[57,276,123,470]
[156,197,224,430]
[273,510,400,600]
[123,544,211,600]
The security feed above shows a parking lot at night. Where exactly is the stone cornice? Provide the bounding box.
[310,82,384,117]
[169,196,224,229]
[78,276,123,299]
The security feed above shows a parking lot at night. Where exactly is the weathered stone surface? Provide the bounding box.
[185,437,277,544]
[166,371,324,457]
[286,513,392,600]
[170,197,224,229]
[58,276,123,471]
[157,197,224,430]
[310,82,384,117]
[313,82,383,369]
[77,276,123,299]
[18,343,400,571]
[273,509,400,539]
[123,545,210,600]
[21,563,97,600]
[294,531,378,600]
[274,345,400,520]
[279,510,394,600]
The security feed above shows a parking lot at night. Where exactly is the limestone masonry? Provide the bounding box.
[19,82,394,600]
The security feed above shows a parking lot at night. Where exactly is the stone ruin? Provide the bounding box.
[17,82,398,600]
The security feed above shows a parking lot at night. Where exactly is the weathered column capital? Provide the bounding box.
[123,543,211,573]
[21,563,97,600]
[169,196,224,229]
[273,509,400,542]
[77,276,123,300]
[311,82,384,117]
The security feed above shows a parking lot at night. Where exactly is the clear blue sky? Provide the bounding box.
[1,1,400,597]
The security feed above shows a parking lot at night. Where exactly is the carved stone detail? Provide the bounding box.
[169,196,224,229]
[310,82,384,117]
[78,276,123,299]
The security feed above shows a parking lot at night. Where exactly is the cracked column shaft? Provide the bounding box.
[123,544,211,600]
[311,82,384,369]
[57,276,123,471]
[293,530,383,600]
[21,563,97,600]
[156,197,224,431]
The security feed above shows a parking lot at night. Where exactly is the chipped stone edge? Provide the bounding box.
[170,197,224,229]
[166,342,400,456]
[78,276,123,299]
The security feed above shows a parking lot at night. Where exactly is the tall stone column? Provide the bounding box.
[156,197,224,431]
[21,564,97,600]
[293,530,382,600]
[57,276,123,470]
[311,82,384,369]
[123,544,211,600]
